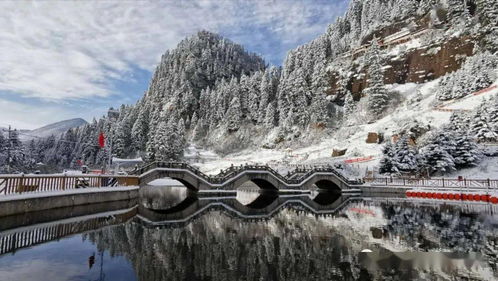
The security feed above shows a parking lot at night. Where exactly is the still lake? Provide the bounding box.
[0,188,497,281]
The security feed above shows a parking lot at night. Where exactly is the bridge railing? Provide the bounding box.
[364,177,498,190]
[0,174,139,196]
[136,162,362,185]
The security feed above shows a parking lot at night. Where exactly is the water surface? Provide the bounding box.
[1,189,497,281]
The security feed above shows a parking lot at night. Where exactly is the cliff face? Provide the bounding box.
[332,35,476,97]
[325,0,497,101]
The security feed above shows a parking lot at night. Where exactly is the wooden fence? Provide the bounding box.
[364,177,498,190]
[0,174,139,196]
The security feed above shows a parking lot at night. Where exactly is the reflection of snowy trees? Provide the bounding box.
[374,202,498,272]
[88,210,365,281]
[87,204,498,280]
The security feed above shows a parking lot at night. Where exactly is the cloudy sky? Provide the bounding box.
[0,0,348,129]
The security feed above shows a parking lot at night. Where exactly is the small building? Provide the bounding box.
[111,157,144,174]
[107,107,120,120]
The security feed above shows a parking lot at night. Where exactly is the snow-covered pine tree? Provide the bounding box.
[379,140,397,174]
[190,112,199,129]
[447,111,470,133]
[453,134,482,167]
[365,38,389,118]
[309,94,329,127]
[489,95,498,136]
[393,136,419,175]
[343,91,356,117]
[477,0,498,51]
[447,0,465,22]
[176,118,187,155]
[225,96,242,132]
[264,102,277,128]
[0,134,6,170]
[258,70,272,124]
[477,0,498,27]
[470,100,497,142]
[153,119,169,162]
[420,131,457,175]
[437,52,498,101]
[246,71,262,124]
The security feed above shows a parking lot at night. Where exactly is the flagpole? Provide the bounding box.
[108,131,112,174]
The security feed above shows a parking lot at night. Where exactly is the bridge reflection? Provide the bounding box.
[0,193,357,256]
[137,186,357,227]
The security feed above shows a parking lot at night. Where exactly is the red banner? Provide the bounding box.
[98,132,105,148]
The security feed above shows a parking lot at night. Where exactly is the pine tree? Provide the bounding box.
[420,131,457,176]
[258,70,272,123]
[489,96,498,136]
[393,136,419,174]
[309,94,329,126]
[470,100,497,142]
[191,118,205,141]
[343,91,356,117]
[154,119,169,162]
[131,105,149,152]
[264,102,277,128]
[447,111,470,133]
[176,118,186,155]
[453,135,482,167]
[191,112,199,128]
[225,96,242,132]
[365,38,389,118]
[379,140,397,174]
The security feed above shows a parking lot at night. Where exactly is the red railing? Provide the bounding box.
[364,177,498,190]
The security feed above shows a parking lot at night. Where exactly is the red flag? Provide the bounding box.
[98,132,105,148]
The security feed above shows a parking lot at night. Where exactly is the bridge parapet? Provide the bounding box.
[0,174,139,196]
[136,162,363,190]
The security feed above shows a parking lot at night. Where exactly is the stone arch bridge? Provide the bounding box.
[135,162,363,192]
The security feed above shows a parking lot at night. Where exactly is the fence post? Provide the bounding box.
[385,178,388,186]
[62,173,67,190]
[442,178,445,187]
[20,173,25,193]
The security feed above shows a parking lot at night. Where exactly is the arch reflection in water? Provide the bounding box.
[309,190,342,205]
[236,181,278,209]
[137,193,350,227]
[139,176,199,211]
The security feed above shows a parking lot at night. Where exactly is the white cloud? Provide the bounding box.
[0,0,347,127]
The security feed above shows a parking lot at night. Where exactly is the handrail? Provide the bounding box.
[0,174,139,196]
[364,177,498,189]
[135,162,362,186]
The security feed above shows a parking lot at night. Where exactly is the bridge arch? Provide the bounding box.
[139,170,200,191]
[249,178,278,191]
[137,163,353,191]
[313,179,341,192]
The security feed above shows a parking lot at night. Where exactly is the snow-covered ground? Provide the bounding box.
[192,77,498,179]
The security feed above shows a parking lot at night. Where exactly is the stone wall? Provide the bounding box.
[0,187,139,217]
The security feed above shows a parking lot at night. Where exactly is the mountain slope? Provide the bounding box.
[16,0,498,174]
[20,118,88,142]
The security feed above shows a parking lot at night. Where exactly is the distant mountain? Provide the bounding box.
[20,118,88,142]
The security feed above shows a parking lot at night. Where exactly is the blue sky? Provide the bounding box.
[0,0,349,129]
